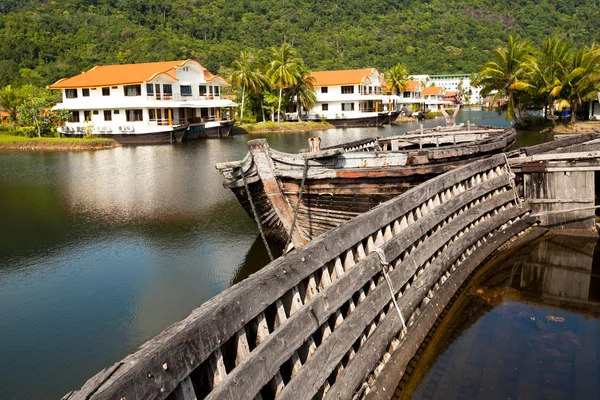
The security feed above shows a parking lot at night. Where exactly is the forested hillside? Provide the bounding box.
[1,0,599,86]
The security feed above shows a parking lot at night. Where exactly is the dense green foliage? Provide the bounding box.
[475,35,600,124]
[2,0,600,88]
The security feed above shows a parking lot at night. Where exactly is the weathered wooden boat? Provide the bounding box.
[63,154,544,400]
[216,125,517,247]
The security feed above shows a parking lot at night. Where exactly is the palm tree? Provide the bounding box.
[287,65,317,121]
[0,85,24,123]
[562,46,600,123]
[386,63,409,95]
[474,35,531,124]
[267,43,302,122]
[230,51,269,124]
[526,36,571,126]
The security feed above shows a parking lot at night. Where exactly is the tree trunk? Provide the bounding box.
[297,94,302,121]
[549,97,556,127]
[277,87,283,123]
[240,85,245,125]
[261,99,266,122]
[571,103,577,123]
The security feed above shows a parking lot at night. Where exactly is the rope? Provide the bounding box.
[503,153,523,209]
[284,158,309,253]
[373,247,408,334]
[242,174,274,261]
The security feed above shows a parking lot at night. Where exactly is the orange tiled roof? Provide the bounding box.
[0,110,9,117]
[421,86,445,95]
[405,81,420,91]
[48,60,228,89]
[311,69,377,86]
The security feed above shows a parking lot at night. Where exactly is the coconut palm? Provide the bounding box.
[0,85,24,123]
[386,63,409,95]
[474,35,532,124]
[287,65,317,121]
[230,51,269,124]
[562,46,600,123]
[267,43,302,122]
[526,36,571,126]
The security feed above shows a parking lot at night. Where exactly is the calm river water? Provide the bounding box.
[0,111,546,400]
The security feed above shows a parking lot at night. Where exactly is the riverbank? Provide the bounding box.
[545,121,600,134]
[0,134,119,151]
[233,120,335,134]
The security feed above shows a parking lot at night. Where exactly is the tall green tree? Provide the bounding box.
[267,43,302,122]
[287,65,317,121]
[526,36,571,126]
[386,64,409,95]
[562,46,600,123]
[0,85,24,123]
[230,51,269,124]
[475,35,532,124]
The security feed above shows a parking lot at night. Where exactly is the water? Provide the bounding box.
[0,111,544,400]
[398,235,600,400]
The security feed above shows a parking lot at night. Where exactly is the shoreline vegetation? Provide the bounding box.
[234,120,335,134]
[0,134,119,151]
[542,121,600,134]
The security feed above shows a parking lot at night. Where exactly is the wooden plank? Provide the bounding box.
[275,191,519,400]
[509,150,600,164]
[363,220,543,400]
[248,139,308,248]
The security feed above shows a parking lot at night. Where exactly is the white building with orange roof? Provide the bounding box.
[48,60,237,144]
[287,68,399,127]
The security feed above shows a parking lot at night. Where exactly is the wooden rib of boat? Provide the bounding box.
[216,124,517,247]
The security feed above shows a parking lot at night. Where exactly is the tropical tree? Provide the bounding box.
[474,35,532,124]
[386,63,409,95]
[267,43,302,122]
[0,85,25,123]
[287,65,317,121]
[230,51,269,124]
[562,46,600,123]
[525,36,571,126]
[17,99,70,137]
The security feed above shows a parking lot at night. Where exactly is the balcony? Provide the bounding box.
[146,94,221,101]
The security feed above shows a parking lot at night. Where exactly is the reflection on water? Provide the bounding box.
[398,235,600,400]
[0,111,548,400]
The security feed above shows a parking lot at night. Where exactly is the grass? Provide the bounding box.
[0,133,119,150]
[236,120,335,134]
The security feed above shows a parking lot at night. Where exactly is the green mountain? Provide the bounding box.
[1,0,599,87]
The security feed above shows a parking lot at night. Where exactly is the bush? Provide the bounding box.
[263,121,278,131]
[320,116,327,123]
[424,111,443,119]
[246,124,255,132]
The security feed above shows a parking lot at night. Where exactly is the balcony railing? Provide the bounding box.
[146,94,221,101]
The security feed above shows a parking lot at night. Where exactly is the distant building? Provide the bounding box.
[48,60,237,144]
[589,93,600,120]
[409,73,482,105]
[287,68,398,127]
[0,109,9,125]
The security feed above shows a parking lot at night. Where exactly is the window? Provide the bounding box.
[82,88,90,97]
[111,86,118,89]
[93,110,98,115]
[368,86,373,94]
[403,92,411,98]
[214,86,220,96]
[321,87,328,94]
[342,103,355,111]
[70,111,80,122]
[65,89,78,99]
[149,109,156,120]
[163,84,172,99]
[114,110,120,114]
[341,85,354,94]
[102,87,110,96]
[146,84,154,95]
[199,85,207,96]
[125,109,143,122]
[124,85,141,96]
[322,103,329,111]
[103,110,112,121]
[83,111,92,121]
[180,85,192,97]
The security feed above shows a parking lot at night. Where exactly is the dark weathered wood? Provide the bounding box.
[506,132,600,157]
[276,191,520,400]
[363,221,546,400]
[248,139,308,247]
[327,208,533,400]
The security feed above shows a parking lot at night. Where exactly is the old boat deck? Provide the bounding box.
[63,133,600,400]
[216,125,517,247]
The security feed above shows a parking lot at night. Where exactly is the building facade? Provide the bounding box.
[48,60,237,144]
[410,74,482,105]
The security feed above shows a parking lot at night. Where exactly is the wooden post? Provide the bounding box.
[248,139,308,248]
[216,108,221,122]
[420,124,423,134]
[467,120,470,131]
[168,108,173,125]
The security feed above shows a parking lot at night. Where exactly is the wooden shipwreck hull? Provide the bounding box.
[216,125,517,247]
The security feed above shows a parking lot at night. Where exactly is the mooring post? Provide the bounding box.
[420,124,423,135]
[467,120,471,131]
